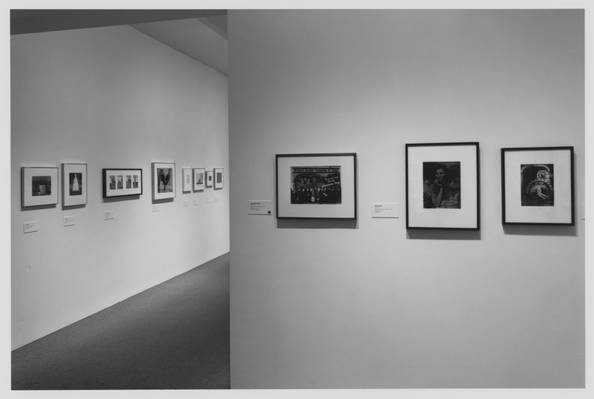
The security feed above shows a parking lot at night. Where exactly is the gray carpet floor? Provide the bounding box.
[12,253,230,390]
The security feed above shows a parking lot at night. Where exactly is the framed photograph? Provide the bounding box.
[214,168,224,190]
[276,153,357,219]
[181,168,192,193]
[103,168,143,198]
[193,168,205,191]
[152,162,175,201]
[205,170,214,188]
[62,163,87,207]
[405,142,480,230]
[501,146,574,225]
[22,166,59,208]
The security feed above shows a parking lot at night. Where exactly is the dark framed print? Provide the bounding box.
[214,168,224,190]
[62,163,87,207]
[276,153,357,220]
[406,142,480,230]
[103,168,143,198]
[152,162,175,201]
[501,146,574,225]
[181,168,192,193]
[22,166,59,208]
[193,168,205,191]
[205,170,214,188]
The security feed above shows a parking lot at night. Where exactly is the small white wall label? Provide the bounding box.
[104,211,114,220]
[248,200,272,215]
[63,216,76,227]
[372,202,399,218]
[23,221,38,233]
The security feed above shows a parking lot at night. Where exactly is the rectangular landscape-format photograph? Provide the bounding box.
[290,166,341,205]
[22,166,59,208]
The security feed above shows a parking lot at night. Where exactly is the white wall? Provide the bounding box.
[12,25,229,349]
[229,10,584,388]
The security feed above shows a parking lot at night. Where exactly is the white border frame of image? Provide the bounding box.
[205,169,214,188]
[406,142,480,230]
[502,146,574,225]
[21,166,59,208]
[152,161,176,201]
[193,168,206,191]
[276,153,357,219]
[62,162,87,207]
[214,167,224,190]
[181,167,192,194]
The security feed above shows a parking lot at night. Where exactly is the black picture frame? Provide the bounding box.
[405,142,480,230]
[275,152,357,220]
[501,146,574,225]
[102,168,143,198]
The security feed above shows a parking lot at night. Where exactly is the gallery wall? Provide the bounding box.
[12,25,229,349]
[229,10,584,388]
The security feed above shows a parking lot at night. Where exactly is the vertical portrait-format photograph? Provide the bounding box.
[133,175,139,189]
[422,162,461,209]
[290,166,341,204]
[193,168,205,191]
[158,168,173,193]
[206,170,214,188]
[214,168,224,190]
[117,175,124,189]
[22,166,59,208]
[520,164,554,206]
[152,162,176,201]
[126,175,132,189]
[182,168,192,193]
[62,163,87,207]
[109,175,116,190]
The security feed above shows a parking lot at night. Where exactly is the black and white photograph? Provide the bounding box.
[62,163,87,207]
[206,170,214,188]
[502,147,574,225]
[103,168,143,198]
[406,143,479,229]
[214,168,224,190]
[152,162,176,200]
[193,168,205,191]
[182,168,192,193]
[290,166,341,204]
[21,166,59,208]
[276,153,356,219]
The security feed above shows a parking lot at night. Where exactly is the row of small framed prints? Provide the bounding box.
[275,144,575,227]
[21,162,224,209]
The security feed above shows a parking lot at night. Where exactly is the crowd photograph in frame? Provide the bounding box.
[406,142,480,230]
[205,170,214,188]
[62,163,87,207]
[501,146,574,225]
[102,168,143,198]
[152,162,175,201]
[182,168,192,193]
[214,168,224,190]
[193,168,205,191]
[22,166,59,208]
[276,153,357,219]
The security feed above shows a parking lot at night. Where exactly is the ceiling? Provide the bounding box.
[11,10,228,75]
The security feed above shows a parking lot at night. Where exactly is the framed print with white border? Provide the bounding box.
[205,170,214,188]
[193,168,205,191]
[182,168,192,193]
[22,166,59,208]
[152,162,175,201]
[214,168,224,190]
[102,168,143,198]
[406,142,480,230]
[501,146,574,225]
[276,153,357,220]
[62,163,87,207]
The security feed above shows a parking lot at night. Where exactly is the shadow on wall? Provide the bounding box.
[277,219,358,229]
[502,224,577,237]
[407,229,481,240]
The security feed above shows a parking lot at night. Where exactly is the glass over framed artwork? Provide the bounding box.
[181,168,192,193]
[103,168,143,198]
[22,166,59,208]
[152,162,175,201]
[501,146,574,225]
[205,170,214,188]
[193,168,205,191]
[406,142,480,229]
[214,168,224,190]
[276,153,357,219]
[62,163,87,207]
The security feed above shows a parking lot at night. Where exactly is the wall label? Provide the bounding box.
[372,202,399,218]
[248,200,272,215]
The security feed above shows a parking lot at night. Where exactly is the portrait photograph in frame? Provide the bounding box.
[406,142,480,230]
[214,168,224,190]
[193,168,205,191]
[102,168,143,198]
[276,153,357,220]
[152,162,175,201]
[62,163,87,207]
[22,166,59,208]
[501,146,574,225]
[181,168,192,193]
[205,170,214,188]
